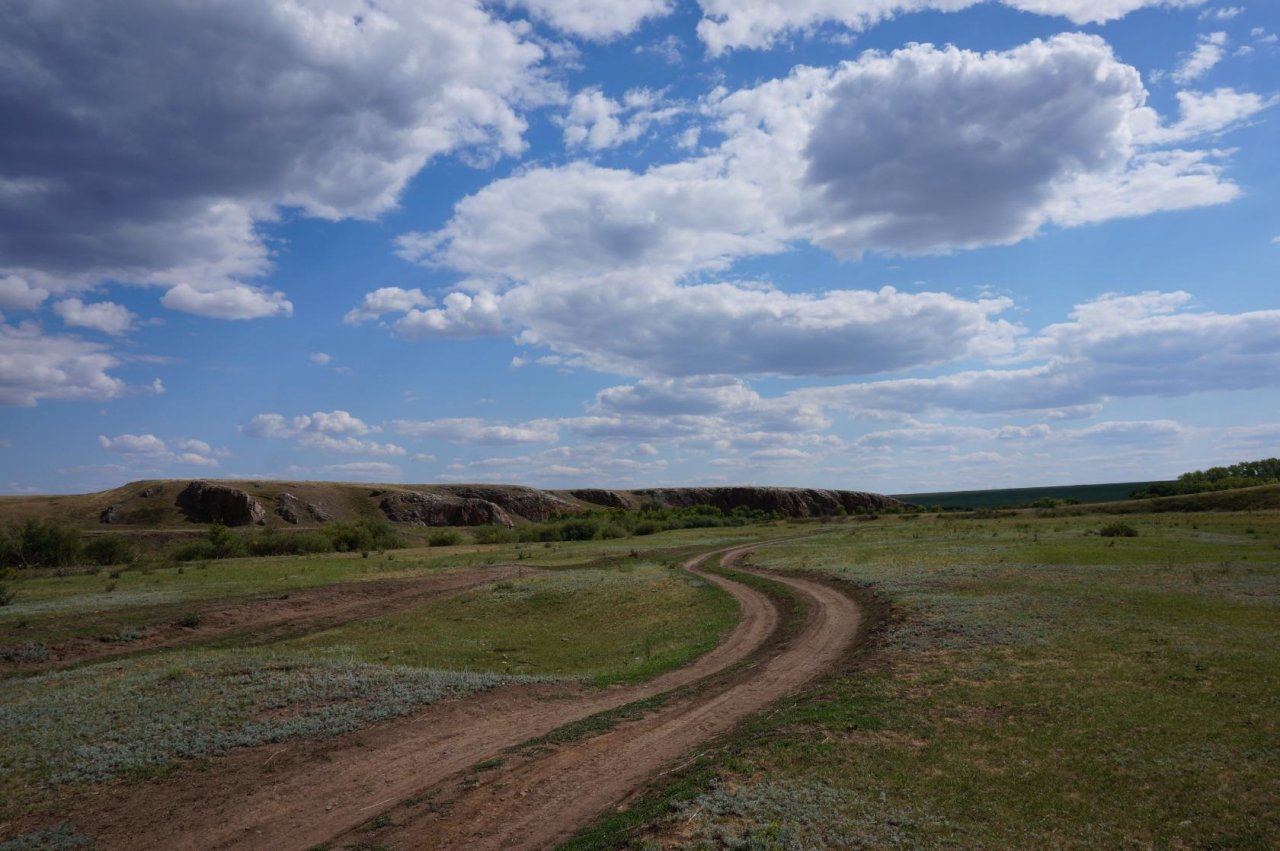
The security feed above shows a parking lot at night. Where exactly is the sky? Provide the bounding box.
[0,0,1277,496]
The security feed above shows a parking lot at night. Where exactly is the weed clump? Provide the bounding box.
[1100,522,1139,538]
[428,530,460,547]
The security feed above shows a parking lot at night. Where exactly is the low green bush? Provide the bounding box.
[1100,522,1139,538]
[82,535,136,566]
[428,530,460,547]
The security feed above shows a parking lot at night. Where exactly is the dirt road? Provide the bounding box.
[78,543,862,850]
[3,564,533,673]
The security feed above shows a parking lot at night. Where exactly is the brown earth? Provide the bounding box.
[0,564,534,675]
[65,542,863,850]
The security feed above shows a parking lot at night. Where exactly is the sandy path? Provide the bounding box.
[76,544,783,850]
[3,565,532,674]
[340,565,861,850]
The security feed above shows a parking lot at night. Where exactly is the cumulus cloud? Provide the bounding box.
[344,288,433,325]
[560,88,682,151]
[161,284,292,320]
[53,299,138,336]
[97,433,220,467]
[243,409,405,456]
[377,36,1251,381]
[695,0,1205,54]
[0,322,125,406]
[0,0,551,317]
[504,0,672,39]
[0,276,49,311]
[308,352,332,365]
[791,35,1232,254]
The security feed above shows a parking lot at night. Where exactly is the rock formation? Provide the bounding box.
[176,481,267,526]
[442,486,577,522]
[275,493,333,524]
[379,491,514,528]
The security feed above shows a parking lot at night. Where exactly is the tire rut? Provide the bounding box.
[74,544,783,850]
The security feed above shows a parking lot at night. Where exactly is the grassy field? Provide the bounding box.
[0,527,760,832]
[584,510,1280,849]
[274,561,738,685]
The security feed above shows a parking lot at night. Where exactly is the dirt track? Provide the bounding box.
[77,543,862,850]
[3,565,533,673]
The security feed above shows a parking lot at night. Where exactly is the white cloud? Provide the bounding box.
[344,287,433,325]
[243,409,405,456]
[1200,6,1243,19]
[98,433,168,454]
[797,291,1280,416]
[390,417,560,444]
[0,276,48,311]
[560,88,682,151]
[309,352,332,366]
[0,0,552,317]
[379,36,1249,382]
[0,322,125,406]
[696,1,1206,54]
[53,299,138,336]
[98,432,220,467]
[296,435,407,456]
[1133,89,1275,145]
[1174,32,1229,84]
[161,284,292,320]
[503,0,672,39]
[394,292,507,338]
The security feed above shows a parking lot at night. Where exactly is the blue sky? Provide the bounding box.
[1,0,1277,495]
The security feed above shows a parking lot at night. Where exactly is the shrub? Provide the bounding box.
[428,530,460,547]
[473,526,517,545]
[171,540,217,562]
[0,519,83,569]
[83,535,136,566]
[1099,522,1138,538]
[0,566,15,606]
[249,530,332,557]
[558,518,600,541]
[323,518,406,553]
[206,524,246,559]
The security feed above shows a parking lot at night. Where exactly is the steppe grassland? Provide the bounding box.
[0,526,759,828]
[622,510,1279,850]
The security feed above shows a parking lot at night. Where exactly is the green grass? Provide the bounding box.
[272,562,739,685]
[578,510,1280,850]
[0,525,780,650]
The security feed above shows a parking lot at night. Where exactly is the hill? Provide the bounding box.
[0,480,906,530]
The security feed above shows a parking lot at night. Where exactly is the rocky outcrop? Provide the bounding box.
[626,487,904,517]
[442,486,578,522]
[565,489,638,510]
[275,493,333,525]
[176,481,267,526]
[379,491,514,528]
[99,505,121,524]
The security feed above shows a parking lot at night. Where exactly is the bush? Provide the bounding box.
[249,530,332,557]
[171,540,217,562]
[558,518,600,541]
[0,519,83,568]
[428,530,460,547]
[83,535,136,566]
[473,526,517,545]
[1099,522,1139,538]
[0,566,16,606]
[323,518,405,553]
